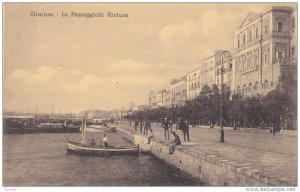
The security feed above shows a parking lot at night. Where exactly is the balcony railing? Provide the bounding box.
[241,65,259,74]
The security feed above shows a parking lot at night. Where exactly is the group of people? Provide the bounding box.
[90,133,109,147]
[161,117,190,142]
[161,117,190,154]
[133,117,190,154]
[134,119,152,135]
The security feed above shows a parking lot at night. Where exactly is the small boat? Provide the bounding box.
[66,116,139,156]
[66,140,140,156]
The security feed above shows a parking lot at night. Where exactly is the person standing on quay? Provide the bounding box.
[183,119,190,141]
[134,120,139,132]
[139,119,144,134]
[144,118,151,135]
[176,117,184,140]
[161,117,170,140]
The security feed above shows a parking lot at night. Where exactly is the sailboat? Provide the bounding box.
[66,117,139,156]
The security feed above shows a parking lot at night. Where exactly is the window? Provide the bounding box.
[292,47,295,56]
[256,27,259,39]
[243,34,246,45]
[265,23,269,35]
[292,17,295,30]
[254,56,259,67]
[264,79,269,89]
[254,81,259,90]
[248,82,252,92]
[243,84,247,93]
[237,39,240,48]
[278,22,283,32]
[243,61,246,70]
[264,52,268,66]
[277,51,284,62]
[248,58,252,68]
[249,30,252,41]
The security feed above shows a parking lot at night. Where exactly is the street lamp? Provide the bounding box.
[220,51,232,143]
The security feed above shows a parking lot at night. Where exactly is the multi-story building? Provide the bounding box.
[232,6,296,96]
[290,8,297,65]
[156,89,166,107]
[170,76,187,106]
[199,50,229,90]
[215,52,233,89]
[187,68,201,100]
[149,90,156,109]
[163,83,172,107]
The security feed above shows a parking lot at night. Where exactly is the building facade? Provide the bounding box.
[199,50,229,90]
[149,90,156,109]
[156,89,166,107]
[232,6,296,96]
[187,68,201,100]
[163,83,172,107]
[170,76,187,106]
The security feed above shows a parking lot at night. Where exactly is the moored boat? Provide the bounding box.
[66,140,140,156]
[66,117,139,156]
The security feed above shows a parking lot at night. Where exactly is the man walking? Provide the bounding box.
[161,117,170,140]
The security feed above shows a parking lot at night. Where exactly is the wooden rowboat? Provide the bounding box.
[66,141,140,156]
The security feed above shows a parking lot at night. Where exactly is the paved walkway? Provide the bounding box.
[115,121,297,186]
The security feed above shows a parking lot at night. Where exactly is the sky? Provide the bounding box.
[3,2,296,113]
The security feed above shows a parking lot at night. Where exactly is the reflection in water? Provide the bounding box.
[3,131,204,186]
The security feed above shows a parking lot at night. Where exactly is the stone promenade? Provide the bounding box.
[116,121,297,186]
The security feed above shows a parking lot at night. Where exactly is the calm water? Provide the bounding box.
[3,129,203,186]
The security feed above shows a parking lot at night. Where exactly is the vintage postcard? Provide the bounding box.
[2,2,297,191]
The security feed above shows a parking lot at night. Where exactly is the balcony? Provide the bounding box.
[241,65,259,74]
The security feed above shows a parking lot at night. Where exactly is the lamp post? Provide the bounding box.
[220,51,232,143]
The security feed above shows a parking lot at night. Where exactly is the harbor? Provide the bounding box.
[3,126,204,186]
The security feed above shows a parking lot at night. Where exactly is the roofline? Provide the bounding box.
[234,6,294,33]
[200,50,226,61]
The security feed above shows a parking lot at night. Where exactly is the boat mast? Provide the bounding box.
[81,112,87,145]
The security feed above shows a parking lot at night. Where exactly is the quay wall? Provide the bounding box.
[116,126,286,187]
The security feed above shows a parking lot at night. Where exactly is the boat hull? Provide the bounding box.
[66,141,140,156]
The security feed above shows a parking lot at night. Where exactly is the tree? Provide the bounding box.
[262,88,289,130]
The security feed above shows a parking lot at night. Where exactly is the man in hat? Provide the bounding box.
[161,117,170,140]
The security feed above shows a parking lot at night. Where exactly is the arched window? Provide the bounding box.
[248,82,252,92]
[243,84,247,93]
[237,86,241,94]
[254,81,259,90]
[264,79,269,89]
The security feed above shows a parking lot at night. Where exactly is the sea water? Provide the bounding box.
[3,130,204,186]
